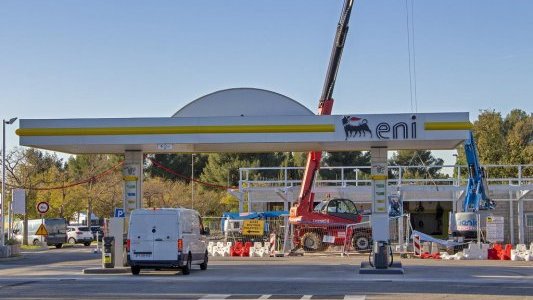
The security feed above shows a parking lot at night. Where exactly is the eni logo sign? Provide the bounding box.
[342,115,417,140]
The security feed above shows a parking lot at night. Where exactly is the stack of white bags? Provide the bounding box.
[441,243,489,260]
[511,243,533,261]
[249,242,271,257]
[208,241,232,257]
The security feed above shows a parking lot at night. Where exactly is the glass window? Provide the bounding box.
[341,199,358,214]
[313,202,327,213]
[327,201,338,213]
[78,227,90,231]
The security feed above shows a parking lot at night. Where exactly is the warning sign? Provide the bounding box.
[36,223,48,236]
[242,220,264,236]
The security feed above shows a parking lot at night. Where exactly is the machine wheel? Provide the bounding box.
[55,244,63,249]
[181,253,192,275]
[68,237,76,244]
[83,242,91,247]
[131,266,140,275]
[200,251,208,270]
[301,232,324,252]
[352,234,371,251]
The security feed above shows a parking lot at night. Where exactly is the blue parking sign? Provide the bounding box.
[114,208,125,218]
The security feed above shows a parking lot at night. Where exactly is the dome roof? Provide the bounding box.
[172,88,314,117]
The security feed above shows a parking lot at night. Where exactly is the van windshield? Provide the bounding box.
[78,227,90,231]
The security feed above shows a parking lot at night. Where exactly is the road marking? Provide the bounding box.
[301,296,312,299]
[344,296,366,300]
[258,295,271,299]
[200,294,231,299]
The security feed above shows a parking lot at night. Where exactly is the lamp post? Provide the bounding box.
[2,117,17,247]
[191,154,195,209]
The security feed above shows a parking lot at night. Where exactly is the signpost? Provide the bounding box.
[35,201,49,241]
[36,202,49,214]
[114,208,125,218]
[242,220,264,236]
[486,216,504,242]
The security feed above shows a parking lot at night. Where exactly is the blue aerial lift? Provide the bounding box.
[452,131,495,242]
[462,131,495,212]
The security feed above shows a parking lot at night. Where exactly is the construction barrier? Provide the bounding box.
[203,216,288,257]
[413,235,421,256]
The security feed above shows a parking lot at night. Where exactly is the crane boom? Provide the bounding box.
[292,0,355,217]
[462,131,493,212]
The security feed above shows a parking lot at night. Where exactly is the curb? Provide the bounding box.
[83,267,130,274]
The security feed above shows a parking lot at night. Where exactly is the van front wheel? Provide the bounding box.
[200,252,208,270]
[181,253,192,275]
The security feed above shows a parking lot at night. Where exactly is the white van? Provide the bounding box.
[126,208,209,275]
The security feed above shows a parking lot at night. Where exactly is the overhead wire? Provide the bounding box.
[410,0,418,112]
[405,0,419,113]
[405,0,414,113]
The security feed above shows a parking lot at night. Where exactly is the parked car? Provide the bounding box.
[90,226,104,242]
[13,218,67,248]
[67,226,93,246]
[127,208,209,275]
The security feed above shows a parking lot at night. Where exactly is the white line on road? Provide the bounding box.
[301,296,312,299]
[344,296,366,300]
[258,295,271,299]
[200,294,231,299]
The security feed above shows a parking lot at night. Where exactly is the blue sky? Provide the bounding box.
[1,1,532,164]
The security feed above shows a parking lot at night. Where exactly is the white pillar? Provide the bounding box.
[123,151,143,220]
[370,147,389,242]
[518,195,524,244]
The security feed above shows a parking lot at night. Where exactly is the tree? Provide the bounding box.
[455,109,532,177]
[389,150,444,179]
[67,154,123,224]
[4,148,64,244]
[146,153,208,182]
[321,151,371,180]
[200,153,285,188]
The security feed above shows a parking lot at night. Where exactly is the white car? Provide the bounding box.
[67,226,93,246]
[127,208,209,275]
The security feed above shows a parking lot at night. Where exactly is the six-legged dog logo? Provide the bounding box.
[342,116,372,140]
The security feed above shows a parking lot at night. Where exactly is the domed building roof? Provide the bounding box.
[172,88,314,117]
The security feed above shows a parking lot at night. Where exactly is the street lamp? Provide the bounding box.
[191,154,195,209]
[2,117,17,247]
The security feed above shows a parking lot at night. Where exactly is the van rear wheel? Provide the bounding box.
[200,252,208,270]
[131,266,140,275]
[55,244,63,249]
[181,253,192,275]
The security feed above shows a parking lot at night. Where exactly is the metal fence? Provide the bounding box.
[342,214,412,255]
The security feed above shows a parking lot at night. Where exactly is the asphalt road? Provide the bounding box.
[1,246,532,299]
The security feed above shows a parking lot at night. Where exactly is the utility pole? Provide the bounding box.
[191,154,195,209]
[2,117,17,246]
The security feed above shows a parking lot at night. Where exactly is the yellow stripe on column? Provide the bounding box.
[16,124,335,136]
[424,122,472,130]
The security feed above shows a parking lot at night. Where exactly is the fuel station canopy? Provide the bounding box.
[17,88,470,154]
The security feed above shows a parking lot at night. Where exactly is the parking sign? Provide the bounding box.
[114,208,125,218]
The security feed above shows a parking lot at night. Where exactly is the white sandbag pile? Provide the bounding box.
[510,243,533,261]
[441,242,489,260]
